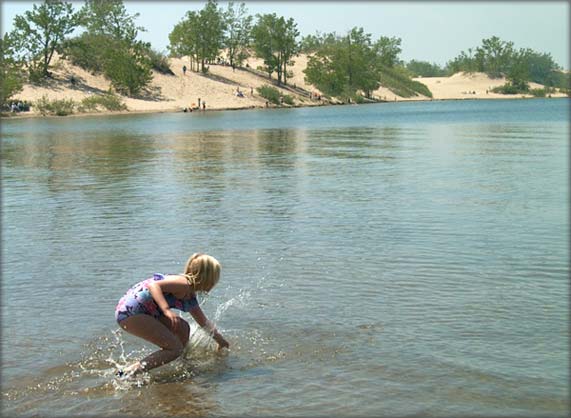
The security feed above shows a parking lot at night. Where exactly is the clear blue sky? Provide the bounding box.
[2,1,569,69]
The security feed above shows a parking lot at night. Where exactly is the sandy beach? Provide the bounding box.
[4,53,566,119]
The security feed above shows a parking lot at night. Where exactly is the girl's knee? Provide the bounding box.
[179,320,190,346]
[172,341,185,357]
[164,339,184,357]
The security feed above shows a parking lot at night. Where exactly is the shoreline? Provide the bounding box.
[2,95,568,121]
[3,54,567,121]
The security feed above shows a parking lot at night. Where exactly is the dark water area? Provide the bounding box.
[1,98,569,416]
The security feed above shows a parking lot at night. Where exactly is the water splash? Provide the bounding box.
[213,286,252,321]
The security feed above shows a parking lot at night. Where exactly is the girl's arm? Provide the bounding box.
[147,277,189,332]
[189,305,229,349]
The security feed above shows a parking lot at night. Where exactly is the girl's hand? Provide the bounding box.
[164,309,180,333]
[216,334,230,350]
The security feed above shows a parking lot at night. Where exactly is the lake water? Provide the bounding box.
[1,99,569,417]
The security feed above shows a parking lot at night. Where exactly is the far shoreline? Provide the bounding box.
[2,95,567,122]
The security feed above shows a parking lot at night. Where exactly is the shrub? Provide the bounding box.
[529,88,546,98]
[492,82,529,95]
[257,85,281,104]
[78,93,127,112]
[282,94,294,105]
[35,95,75,116]
[103,44,153,96]
[0,36,24,106]
[63,33,107,74]
[406,60,448,77]
[147,48,174,75]
[380,65,433,98]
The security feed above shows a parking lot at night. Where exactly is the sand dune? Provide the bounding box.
[7,54,565,118]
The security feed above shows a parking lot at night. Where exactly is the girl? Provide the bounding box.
[115,253,229,377]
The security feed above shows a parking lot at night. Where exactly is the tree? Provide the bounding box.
[103,45,152,96]
[373,36,402,68]
[251,13,299,85]
[9,0,80,81]
[522,50,560,86]
[300,33,322,54]
[0,35,24,105]
[80,0,142,42]
[477,36,514,78]
[300,31,337,53]
[344,27,379,97]
[446,48,479,75]
[197,0,226,72]
[506,48,530,91]
[224,2,253,68]
[71,0,152,96]
[304,27,381,99]
[280,17,300,85]
[252,13,280,80]
[169,14,197,70]
[406,60,446,77]
[168,0,225,73]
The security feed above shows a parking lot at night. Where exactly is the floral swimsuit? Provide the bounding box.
[115,273,198,323]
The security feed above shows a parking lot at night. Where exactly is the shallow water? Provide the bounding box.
[1,99,569,416]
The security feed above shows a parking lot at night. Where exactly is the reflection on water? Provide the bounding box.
[1,100,569,416]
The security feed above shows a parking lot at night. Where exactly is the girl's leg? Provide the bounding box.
[158,315,190,347]
[118,314,184,373]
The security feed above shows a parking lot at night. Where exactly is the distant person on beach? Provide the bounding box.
[114,253,229,378]
[202,101,206,110]
[183,65,187,75]
[198,98,201,108]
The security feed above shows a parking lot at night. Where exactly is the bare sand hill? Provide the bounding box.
[8,54,565,118]
[412,71,564,100]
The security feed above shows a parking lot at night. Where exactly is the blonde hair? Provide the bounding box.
[183,253,221,292]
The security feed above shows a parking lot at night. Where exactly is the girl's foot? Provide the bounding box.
[116,361,143,378]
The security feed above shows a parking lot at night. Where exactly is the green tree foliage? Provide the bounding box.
[66,0,152,96]
[280,17,300,85]
[300,33,322,54]
[304,27,431,100]
[300,31,337,53]
[9,0,80,81]
[304,41,346,96]
[446,47,479,74]
[406,60,447,77]
[256,85,281,104]
[476,36,514,78]
[63,32,107,73]
[103,43,152,96]
[347,28,381,98]
[80,0,142,42]
[446,36,564,93]
[147,48,174,75]
[0,35,24,106]
[506,48,531,91]
[224,2,253,68]
[379,65,433,98]
[305,27,409,100]
[168,17,196,68]
[251,13,300,85]
[551,71,571,95]
[169,0,226,73]
[517,49,561,86]
[251,14,279,79]
[373,36,402,68]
